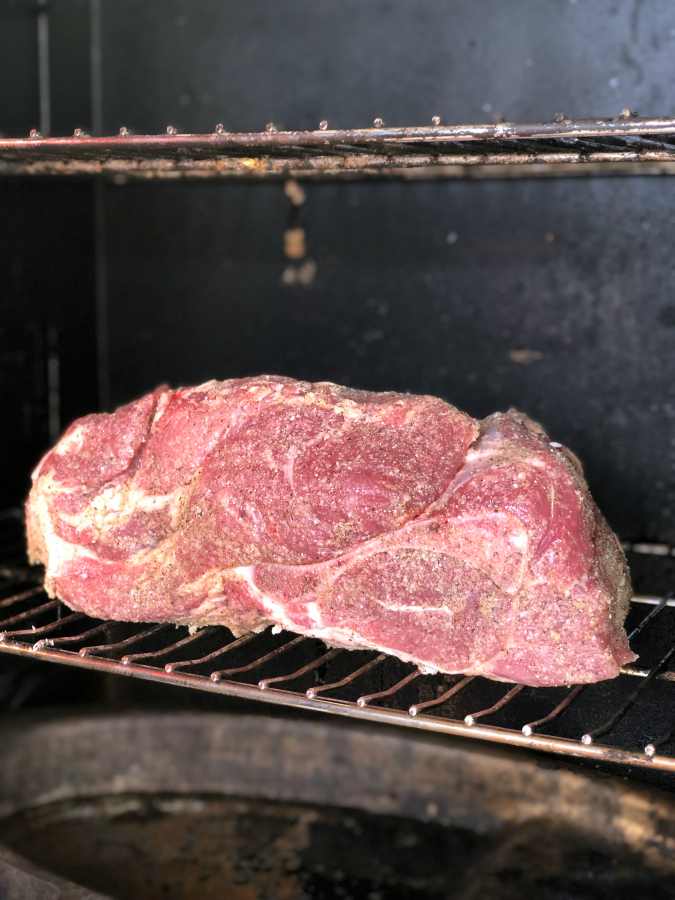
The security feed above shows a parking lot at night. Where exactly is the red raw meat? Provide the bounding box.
[26,376,634,686]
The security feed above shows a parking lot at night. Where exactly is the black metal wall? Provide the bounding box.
[3,0,675,545]
[0,0,95,510]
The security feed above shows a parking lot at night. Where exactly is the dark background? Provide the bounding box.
[2,0,675,544]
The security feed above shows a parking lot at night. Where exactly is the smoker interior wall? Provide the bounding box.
[0,0,94,509]
[101,0,675,134]
[0,182,97,510]
[100,0,675,544]
[105,176,675,545]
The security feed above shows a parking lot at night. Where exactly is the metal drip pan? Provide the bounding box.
[1,712,675,899]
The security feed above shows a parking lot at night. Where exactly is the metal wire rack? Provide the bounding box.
[2,536,675,772]
[4,115,675,180]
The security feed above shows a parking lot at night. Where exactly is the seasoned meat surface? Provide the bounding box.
[26,376,634,686]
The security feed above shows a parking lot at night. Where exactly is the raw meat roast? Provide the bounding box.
[26,376,635,687]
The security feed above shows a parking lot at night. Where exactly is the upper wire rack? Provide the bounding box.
[3,115,675,179]
[2,572,675,772]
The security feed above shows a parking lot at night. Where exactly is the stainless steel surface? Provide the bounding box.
[3,116,675,179]
[2,578,675,772]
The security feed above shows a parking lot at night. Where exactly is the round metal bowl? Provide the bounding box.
[1,711,675,898]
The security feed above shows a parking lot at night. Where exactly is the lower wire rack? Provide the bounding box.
[2,574,675,771]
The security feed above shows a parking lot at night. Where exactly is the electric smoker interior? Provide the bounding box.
[6,5,675,895]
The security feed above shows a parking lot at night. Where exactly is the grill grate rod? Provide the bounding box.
[79,624,168,657]
[409,675,474,717]
[34,622,108,650]
[524,593,675,735]
[0,585,45,611]
[522,684,587,736]
[357,670,420,707]
[6,117,675,181]
[211,634,307,681]
[121,626,217,665]
[582,643,675,745]
[646,722,675,757]
[260,648,341,690]
[629,593,672,638]
[464,683,526,726]
[0,599,58,630]
[1,610,85,640]
[306,653,387,698]
[165,631,258,673]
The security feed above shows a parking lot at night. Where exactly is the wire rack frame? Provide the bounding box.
[2,579,675,772]
[4,115,675,179]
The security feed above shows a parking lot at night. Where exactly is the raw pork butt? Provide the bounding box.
[26,376,634,687]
